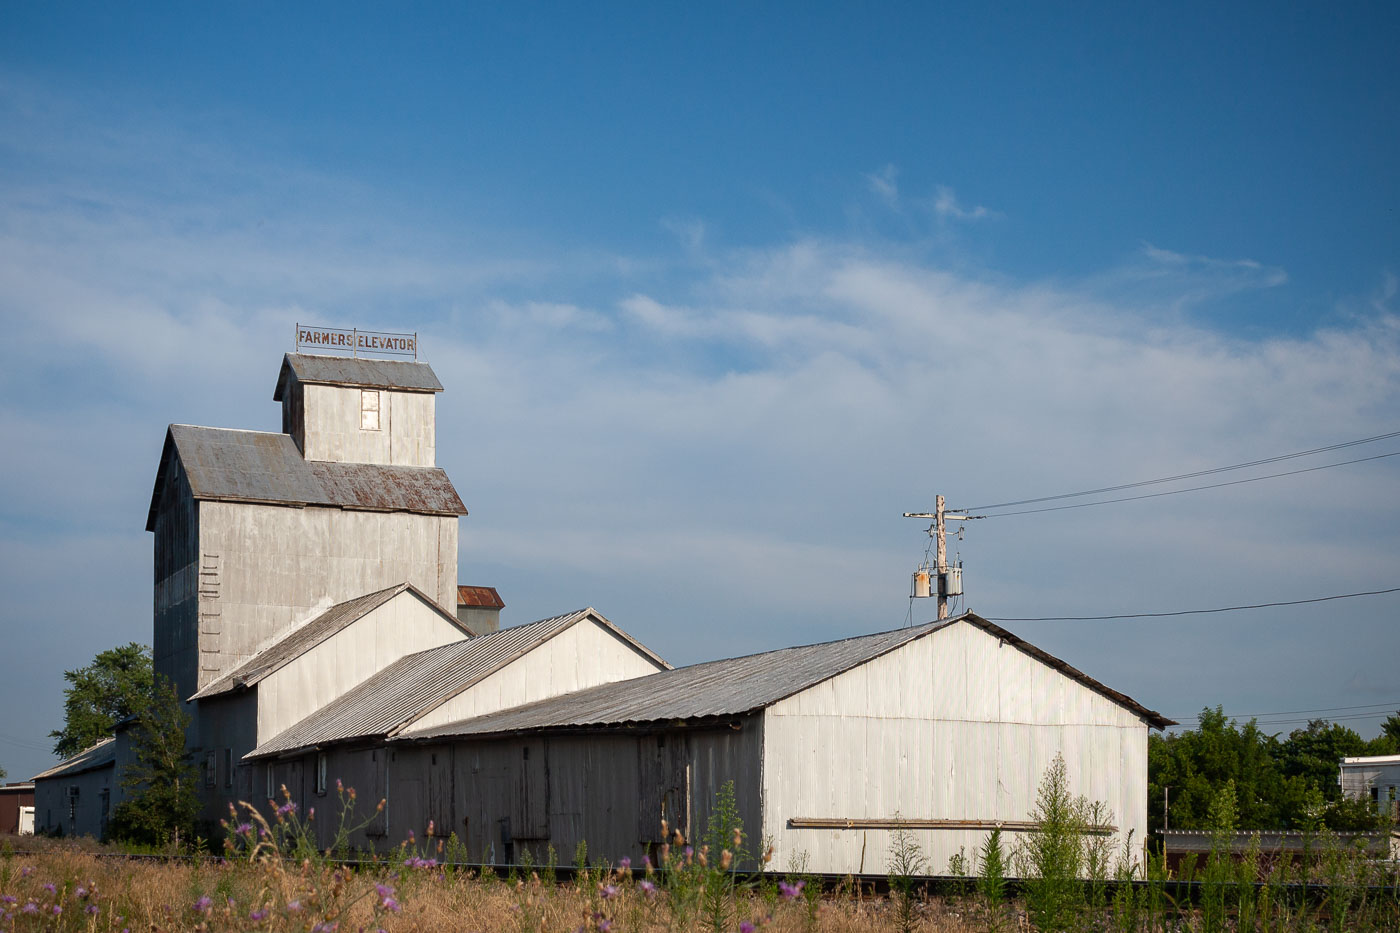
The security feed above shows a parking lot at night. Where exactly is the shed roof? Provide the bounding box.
[246,608,670,759]
[146,425,466,530]
[457,585,505,609]
[274,353,443,400]
[31,738,116,781]
[401,612,1173,742]
[191,583,468,701]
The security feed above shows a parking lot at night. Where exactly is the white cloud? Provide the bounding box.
[3,84,1399,779]
[932,184,993,221]
[866,164,900,206]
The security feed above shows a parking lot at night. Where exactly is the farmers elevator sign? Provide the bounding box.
[296,325,418,359]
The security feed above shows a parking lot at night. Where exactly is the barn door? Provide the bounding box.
[638,733,690,843]
[513,741,549,840]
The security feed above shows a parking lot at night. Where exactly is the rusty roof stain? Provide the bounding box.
[274,353,443,400]
[191,583,469,702]
[246,608,670,760]
[457,585,505,609]
[398,613,1173,742]
[146,425,467,530]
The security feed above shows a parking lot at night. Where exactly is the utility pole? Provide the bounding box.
[902,495,975,620]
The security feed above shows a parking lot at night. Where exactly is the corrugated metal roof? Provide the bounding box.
[31,738,116,781]
[273,353,443,400]
[191,583,467,701]
[457,585,505,609]
[400,613,1173,741]
[401,622,942,741]
[246,608,668,759]
[145,425,467,530]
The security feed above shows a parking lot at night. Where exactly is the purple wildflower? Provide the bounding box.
[642,854,652,869]
[375,883,394,899]
[0,896,15,905]
[380,896,401,913]
[22,901,38,914]
[286,900,303,913]
[249,908,268,921]
[20,867,32,877]
[51,904,62,915]
[600,884,619,900]
[638,880,657,898]
[235,822,253,835]
[598,919,612,932]
[86,904,100,916]
[43,883,56,894]
[779,880,805,900]
[618,856,631,871]
[75,886,89,898]
[336,777,344,792]
[741,923,756,933]
[193,895,213,914]
[276,800,297,817]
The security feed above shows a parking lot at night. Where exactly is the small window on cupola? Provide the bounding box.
[360,389,380,430]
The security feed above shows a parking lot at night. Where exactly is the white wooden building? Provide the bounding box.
[249,612,1170,872]
[36,343,1171,871]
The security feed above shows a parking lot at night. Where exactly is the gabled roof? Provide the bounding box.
[246,608,670,759]
[457,585,505,609]
[400,612,1173,742]
[274,353,443,400]
[145,425,467,530]
[32,737,116,781]
[191,583,469,701]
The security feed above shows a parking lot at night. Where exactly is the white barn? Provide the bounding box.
[248,612,1170,871]
[35,343,1171,873]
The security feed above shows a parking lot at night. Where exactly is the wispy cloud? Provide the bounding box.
[865,164,900,207]
[3,77,1398,779]
[932,184,994,221]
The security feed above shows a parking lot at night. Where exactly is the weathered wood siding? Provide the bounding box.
[256,591,468,742]
[310,723,763,863]
[193,501,457,688]
[300,383,436,467]
[34,765,114,840]
[409,619,668,731]
[761,620,1150,875]
[152,450,201,711]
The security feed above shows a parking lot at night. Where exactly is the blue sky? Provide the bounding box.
[1,3,1398,781]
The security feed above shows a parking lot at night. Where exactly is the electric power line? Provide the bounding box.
[960,429,1400,512]
[963,450,1400,518]
[984,585,1400,622]
[1164,701,1400,723]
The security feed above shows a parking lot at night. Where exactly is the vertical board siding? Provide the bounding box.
[255,592,467,742]
[301,384,436,468]
[762,621,1150,875]
[409,620,668,731]
[197,502,457,687]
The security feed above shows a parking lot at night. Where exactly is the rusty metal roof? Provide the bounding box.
[399,613,1173,742]
[31,738,116,781]
[145,425,467,530]
[457,585,505,609]
[273,353,443,400]
[246,608,670,759]
[191,583,468,701]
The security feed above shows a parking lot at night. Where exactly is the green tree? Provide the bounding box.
[1019,753,1088,932]
[1149,706,1287,833]
[107,678,198,847]
[1278,719,1367,803]
[50,643,154,758]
